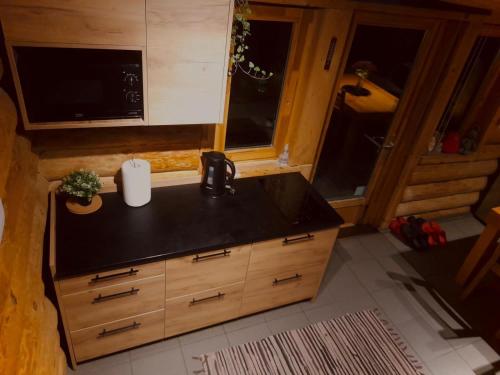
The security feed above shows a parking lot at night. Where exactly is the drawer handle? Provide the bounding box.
[273,273,302,286]
[97,321,141,339]
[192,249,231,262]
[282,234,314,245]
[92,287,140,304]
[189,292,225,306]
[89,268,139,285]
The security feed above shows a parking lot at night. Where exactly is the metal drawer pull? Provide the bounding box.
[92,287,140,304]
[273,273,302,286]
[97,321,141,338]
[192,249,231,262]
[189,292,225,306]
[89,268,139,284]
[282,233,314,245]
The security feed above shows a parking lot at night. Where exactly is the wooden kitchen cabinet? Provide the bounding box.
[0,0,146,45]
[54,229,338,365]
[146,0,233,125]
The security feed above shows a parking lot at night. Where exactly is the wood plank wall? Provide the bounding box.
[0,62,66,374]
[394,149,500,219]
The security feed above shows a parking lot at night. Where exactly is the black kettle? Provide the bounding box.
[200,151,236,197]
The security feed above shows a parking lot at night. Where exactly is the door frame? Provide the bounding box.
[310,10,444,225]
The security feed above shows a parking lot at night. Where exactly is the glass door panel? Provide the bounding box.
[313,24,425,200]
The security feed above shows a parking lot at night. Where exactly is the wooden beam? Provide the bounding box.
[409,159,498,185]
[402,177,487,202]
[414,206,470,220]
[395,192,480,216]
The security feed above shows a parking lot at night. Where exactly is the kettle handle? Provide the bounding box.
[224,158,236,188]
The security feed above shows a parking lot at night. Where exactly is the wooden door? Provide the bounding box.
[311,11,442,225]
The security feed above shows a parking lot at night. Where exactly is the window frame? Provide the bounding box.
[214,5,305,161]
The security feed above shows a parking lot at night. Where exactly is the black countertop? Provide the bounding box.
[54,172,343,279]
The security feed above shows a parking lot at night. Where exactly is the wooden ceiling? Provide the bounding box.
[440,0,500,11]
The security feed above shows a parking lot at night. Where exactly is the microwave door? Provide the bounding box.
[14,47,143,123]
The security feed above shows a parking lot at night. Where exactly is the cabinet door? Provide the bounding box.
[0,0,146,45]
[147,0,233,125]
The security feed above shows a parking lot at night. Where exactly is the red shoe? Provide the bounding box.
[429,221,447,246]
[389,217,407,235]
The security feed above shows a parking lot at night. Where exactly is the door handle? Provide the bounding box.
[383,142,395,149]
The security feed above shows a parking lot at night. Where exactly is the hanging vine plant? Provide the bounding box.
[229,0,273,80]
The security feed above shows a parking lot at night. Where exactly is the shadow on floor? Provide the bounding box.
[399,236,500,356]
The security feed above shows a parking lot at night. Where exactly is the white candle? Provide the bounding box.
[121,159,151,207]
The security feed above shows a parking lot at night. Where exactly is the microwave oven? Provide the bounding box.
[13,46,144,124]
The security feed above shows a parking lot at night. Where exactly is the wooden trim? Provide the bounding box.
[328,197,365,208]
[216,5,307,161]
[49,191,56,277]
[395,191,480,216]
[5,41,148,130]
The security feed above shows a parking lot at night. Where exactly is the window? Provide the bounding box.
[434,35,500,144]
[225,21,292,149]
[214,6,303,160]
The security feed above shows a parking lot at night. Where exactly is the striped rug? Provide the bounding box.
[197,309,425,375]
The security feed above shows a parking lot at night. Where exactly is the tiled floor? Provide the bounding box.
[68,214,499,375]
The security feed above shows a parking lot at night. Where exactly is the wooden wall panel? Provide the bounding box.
[402,177,487,202]
[0,65,66,374]
[409,159,498,185]
[396,191,480,217]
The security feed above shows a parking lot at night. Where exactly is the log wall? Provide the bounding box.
[395,155,499,219]
[0,66,66,374]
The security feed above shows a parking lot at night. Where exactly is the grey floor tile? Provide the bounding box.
[325,264,379,315]
[73,361,132,375]
[226,322,272,346]
[223,312,266,333]
[358,233,400,258]
[397,316,453,362]
[299,285,334,311]
[181,334,229,374]
[382,231,412,252]
[372,284,428,325]
[438,220,465,241]
[337,237,373,263]
[76,351,130,374]
[377,255,423,280]
[130,338,180,361]
[426,351,474,375]
[456,339,500,374]
[131,347,187,375]
[266,311,309,335]
[349,259,399,292]
[262,302,302,321]
[303,303,342,324]
[451,215,484,238]
[178,324,225,346]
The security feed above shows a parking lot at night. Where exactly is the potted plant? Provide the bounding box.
[59,170,103,214]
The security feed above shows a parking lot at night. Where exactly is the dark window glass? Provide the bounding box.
[313,25,424,200]
[436,36,500,135]
[225,21,292,149]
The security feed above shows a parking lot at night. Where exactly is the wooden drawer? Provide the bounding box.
[165,245,250,298]
[62,275,165,331]
[59,261,165,295]
[72,309,164,362]
[164,282,243,338]
[240,265,322,316]
[247,228,337,281]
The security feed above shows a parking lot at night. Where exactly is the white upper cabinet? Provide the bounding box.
[146,0,233,125]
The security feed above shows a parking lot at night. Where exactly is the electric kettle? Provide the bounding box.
[200,151,236,197]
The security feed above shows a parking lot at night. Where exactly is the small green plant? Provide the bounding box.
[229,0,273,80]
[59,170,102,202]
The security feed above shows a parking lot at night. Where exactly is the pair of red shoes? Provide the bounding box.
[389,216,447,250]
